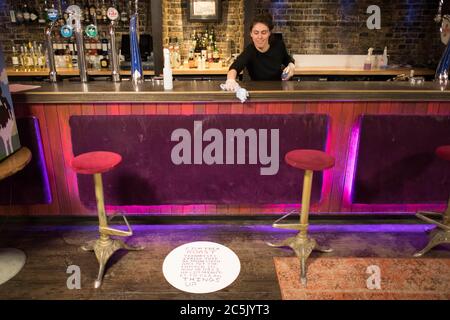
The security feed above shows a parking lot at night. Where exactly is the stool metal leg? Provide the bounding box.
[414,194,450,257]
[81,173,143,288]
[269,170,332,285]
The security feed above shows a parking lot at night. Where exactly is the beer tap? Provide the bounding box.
[107,6,121,82]
[130,13,143,84]
[436,0,444,23]
[66,5,88,83]
[435,0,450,83]
[44,8,59,83]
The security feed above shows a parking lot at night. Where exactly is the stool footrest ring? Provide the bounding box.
[272,210,307,230]
[416,212,450,230]
[101,214,133,237]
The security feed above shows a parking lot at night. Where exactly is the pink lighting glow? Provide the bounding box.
[343,116,361,207]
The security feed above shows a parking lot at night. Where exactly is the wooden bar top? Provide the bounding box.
[294,67,435,76]
[6,67,155,76]
[6,66,434,77]
[10,80,450,104]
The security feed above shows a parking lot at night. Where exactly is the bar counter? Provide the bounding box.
[3,80,450,217]
[11,80,450,104]
[6,66,434,78]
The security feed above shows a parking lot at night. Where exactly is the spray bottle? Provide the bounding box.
[381,46,388,69]
[364,47,373,70]
[163,48,173,90]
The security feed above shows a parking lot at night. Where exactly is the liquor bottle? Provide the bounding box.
[84,0,91,24]
[96,0,103,24]
[204,26,209,46]
[63,0,70,25]
[89,0,97,24]
[173,40,181,68]
[71,42,78,68]
[213,45,220,63]
[194,32,201,58]
[38,1,47,24]
[29,2,39,24]
[19,45,26,71]
[101,32,109,52]
[37,44,47,69]
[64,45,73,68]
[168,37,174,66]
[100,38,110,70]
[188,45,195,68]
[15,2,24,24]
[55,40,64,68]
[52,41,59,67]
[96,36,102,56]
[101,0,108,24]
[211,26,216,44]
[23,3,31,24]
[9,3,17,23]
[57,0,65,27]
[45,0,53,23]
[22,45,31,71]
[12,45,20,71]
[207,34,214,63]
[120,0,128,26]
[30,44,38,71]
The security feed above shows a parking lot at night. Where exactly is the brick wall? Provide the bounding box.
[0,0,445,69]
[162,0,245,61]
[255,0,442,67]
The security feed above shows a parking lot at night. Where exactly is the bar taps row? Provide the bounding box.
[44,1,140,83]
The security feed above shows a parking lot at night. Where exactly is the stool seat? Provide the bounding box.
[71,151,122,174]
[436,145,450,162]
[285,149,335,171]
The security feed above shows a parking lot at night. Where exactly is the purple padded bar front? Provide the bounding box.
[0,117,51,205]
[70,114,329,207]
[353,115,450,204]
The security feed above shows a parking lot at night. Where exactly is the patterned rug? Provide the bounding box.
[274,257,450,300]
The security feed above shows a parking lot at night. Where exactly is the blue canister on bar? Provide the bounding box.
[130,14,143,83]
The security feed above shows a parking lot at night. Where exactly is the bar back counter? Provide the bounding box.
[4,80,450,216]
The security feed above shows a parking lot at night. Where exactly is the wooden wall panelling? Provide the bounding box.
[326,102,346,213]
[45,104,73,215]
[57,103,90,215]
[118,103,132,115]
[132,103,145,115]
[94,103,108,115]
[81,103,95,116]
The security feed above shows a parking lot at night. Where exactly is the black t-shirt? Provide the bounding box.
[229,38,295,81]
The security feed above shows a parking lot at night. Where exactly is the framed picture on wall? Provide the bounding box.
[188,0,221,22]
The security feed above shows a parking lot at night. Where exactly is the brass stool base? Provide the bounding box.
[82,237,144,288]
[414,212,450,257]
[268,233,332,285]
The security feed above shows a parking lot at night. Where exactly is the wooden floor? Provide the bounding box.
[0,217,449,300]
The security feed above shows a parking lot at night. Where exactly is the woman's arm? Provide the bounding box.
[223,47,251,91]
[280,40,295,80]
[227,69,238,81]
[223,69,239,91]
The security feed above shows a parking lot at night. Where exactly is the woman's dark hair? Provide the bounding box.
[250,13,274,32]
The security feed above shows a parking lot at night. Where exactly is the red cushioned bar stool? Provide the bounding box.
[268,149,335,285]
[71,151,143,288]
[414,145,450,257]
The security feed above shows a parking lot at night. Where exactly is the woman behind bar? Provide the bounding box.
[224,13,295,91]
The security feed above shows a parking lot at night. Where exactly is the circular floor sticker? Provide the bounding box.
[163,241,241,294]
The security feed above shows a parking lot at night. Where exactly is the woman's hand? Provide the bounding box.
[224,79,240,91]
[282,62,295,81]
